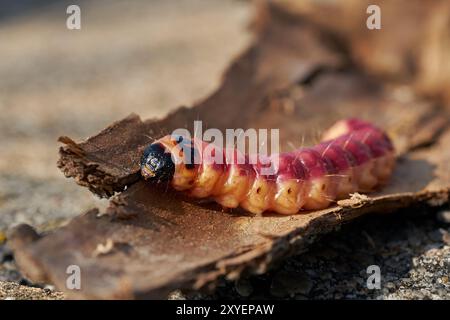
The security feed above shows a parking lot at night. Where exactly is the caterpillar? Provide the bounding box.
[140,119,395,215]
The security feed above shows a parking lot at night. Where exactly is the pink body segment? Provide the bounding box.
[150,119,395,215]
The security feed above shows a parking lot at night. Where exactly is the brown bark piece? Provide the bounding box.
[9,2,450,299]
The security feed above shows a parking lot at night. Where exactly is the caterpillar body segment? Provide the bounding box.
[140,119,395,215]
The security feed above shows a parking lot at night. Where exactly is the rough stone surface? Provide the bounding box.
[182,207,450,300]
[0,281,64,300]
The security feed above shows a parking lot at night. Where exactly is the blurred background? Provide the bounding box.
[0,0,251,230]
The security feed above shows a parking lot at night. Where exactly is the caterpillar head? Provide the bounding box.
[140,143,175,182]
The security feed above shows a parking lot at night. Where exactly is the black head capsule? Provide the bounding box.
[140,143,175,182]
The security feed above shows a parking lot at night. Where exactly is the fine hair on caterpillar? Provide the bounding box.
[140,119,396,215]
[169,120,280,175]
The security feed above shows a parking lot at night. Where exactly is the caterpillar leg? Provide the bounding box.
[212,163,252,209]
[240,177,274,215]
[271,178,308,214]
[302,177,335,210]
[189,163,223,198]
[373,153,396,185]
[334,168,357,199]
[353,161,378,192]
